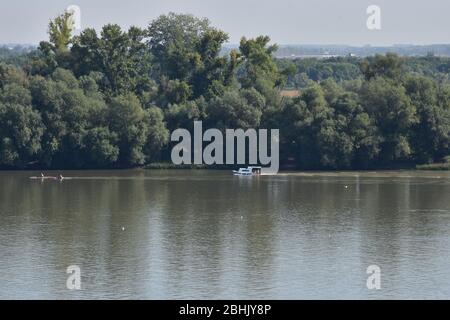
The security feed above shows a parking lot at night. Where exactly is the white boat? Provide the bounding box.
[233,166,262,176]
[29,174,66,181]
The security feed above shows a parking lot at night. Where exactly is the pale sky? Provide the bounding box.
[0,0,449,46]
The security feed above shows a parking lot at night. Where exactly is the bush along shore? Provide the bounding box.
[416,156,450,170]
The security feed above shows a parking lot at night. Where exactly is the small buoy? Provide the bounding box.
[122,227,125,231]
[344,185,349,189]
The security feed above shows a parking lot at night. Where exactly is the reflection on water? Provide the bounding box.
[1,170,450,299]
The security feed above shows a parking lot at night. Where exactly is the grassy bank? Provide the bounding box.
[416,156,450,170]
[144,163,211,170]
[145,163,250,170]
[416,163,450,170]
[144,162,422,171]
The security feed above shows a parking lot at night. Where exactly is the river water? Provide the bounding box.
[1,170,450,299]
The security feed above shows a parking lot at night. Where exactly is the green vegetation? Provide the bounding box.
[416,162,450,170]
[144,163,208,170]
[0,45,34,67]
[1,12,450,169]
[416,156,450,170]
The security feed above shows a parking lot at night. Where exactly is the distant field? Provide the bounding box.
[280,89,300,98]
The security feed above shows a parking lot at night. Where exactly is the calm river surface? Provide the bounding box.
[1,170,450,299]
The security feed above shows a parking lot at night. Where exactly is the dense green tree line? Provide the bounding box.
[0,45,34,67]
[281,54,450,89]
[1,12,450,169]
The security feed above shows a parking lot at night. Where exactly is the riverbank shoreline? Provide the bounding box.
[144,162,450,171]
[2,161,450,172]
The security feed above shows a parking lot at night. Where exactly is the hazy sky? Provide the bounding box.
[0,0,449,46]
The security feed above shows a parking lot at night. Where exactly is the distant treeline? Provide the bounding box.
[0,45,35,67]
[278,55,450,88]
[0,12,449,169]
[273,44,450,58]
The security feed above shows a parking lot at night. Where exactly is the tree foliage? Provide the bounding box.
[1,12,450,169]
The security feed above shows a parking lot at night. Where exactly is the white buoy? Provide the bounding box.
[122,227,125,231]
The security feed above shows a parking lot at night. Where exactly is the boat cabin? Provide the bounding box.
[248,167,262,175]
[233,166,262,176]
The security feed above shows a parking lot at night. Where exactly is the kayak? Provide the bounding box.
[29,176,59,180]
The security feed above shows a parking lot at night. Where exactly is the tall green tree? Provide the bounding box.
[207,89,264,129]
[147,13,236,102]
[359,77,417,163]
[48,11,74,53]
[30,69,111,168]
[238,36,290,106]
[31,12,75,75]
[361,53,405,81]
[405,75,450,162]
[108,93,149,166]
[71,25,152,95]
[0,65,43,167]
